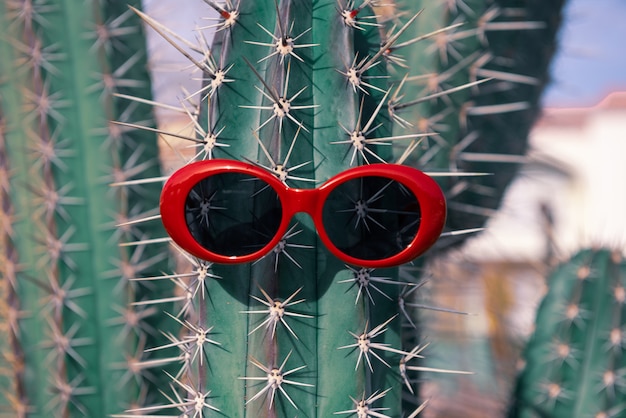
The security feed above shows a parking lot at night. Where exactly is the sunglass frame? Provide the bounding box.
[160,159,446,268]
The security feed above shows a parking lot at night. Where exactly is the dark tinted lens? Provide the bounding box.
[322,176,421,261]
[185,173,282,256]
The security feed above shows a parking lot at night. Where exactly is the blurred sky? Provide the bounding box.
[542,0,626,107]
[143,0,626,109]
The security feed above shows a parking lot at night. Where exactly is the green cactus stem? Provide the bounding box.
[510,248,626,418]
[391,0,565,247]
[0,0,172,416]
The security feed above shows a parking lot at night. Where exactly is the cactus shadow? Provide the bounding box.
[210,219,344,305]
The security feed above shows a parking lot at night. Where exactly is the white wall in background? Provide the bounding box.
[465,93,626,262]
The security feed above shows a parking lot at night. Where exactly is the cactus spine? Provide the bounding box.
[0,0,565,416]
[510,249,626,418]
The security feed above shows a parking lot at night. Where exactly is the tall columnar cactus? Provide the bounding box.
[393,0,565,242]
[113,0,563,417]
[509,248,626,418]
[0,1,172,416]
[0,0,565,417]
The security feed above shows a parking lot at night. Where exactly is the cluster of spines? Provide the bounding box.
[510,249,626,418]
[0,0,173,415]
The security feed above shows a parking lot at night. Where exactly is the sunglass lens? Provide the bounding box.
[322,176,421,261]
[185,173,282,256]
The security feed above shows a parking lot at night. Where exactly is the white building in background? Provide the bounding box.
[464,91,626,263]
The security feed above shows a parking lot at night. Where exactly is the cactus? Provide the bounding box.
[392,0,565,243]
[117,0,563,416]
[509,248,626,418]
[0,0,565,417]
[0,0,172,416]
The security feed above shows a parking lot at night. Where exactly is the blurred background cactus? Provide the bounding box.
[0,0,572,416]
[0,1,173,416]
[509,248,626,418]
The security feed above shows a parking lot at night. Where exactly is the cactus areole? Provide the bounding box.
[160,160,446,267]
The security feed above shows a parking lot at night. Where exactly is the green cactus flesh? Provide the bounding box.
[510,249,626,418]
[0,0,565,416]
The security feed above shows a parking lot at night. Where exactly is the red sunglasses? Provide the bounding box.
[159,159,446,268]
